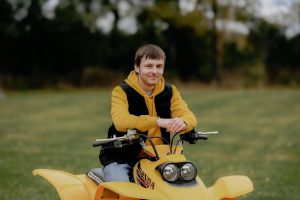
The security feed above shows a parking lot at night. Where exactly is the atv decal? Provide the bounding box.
[136,162,155,189]
[86,171,102,184]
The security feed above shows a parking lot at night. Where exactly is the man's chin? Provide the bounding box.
[148,80,159,86]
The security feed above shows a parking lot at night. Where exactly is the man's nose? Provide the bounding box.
[152,66,158,73]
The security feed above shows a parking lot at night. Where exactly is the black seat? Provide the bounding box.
[86,168,106,185]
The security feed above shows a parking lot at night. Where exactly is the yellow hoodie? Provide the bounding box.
[111,71,197,145]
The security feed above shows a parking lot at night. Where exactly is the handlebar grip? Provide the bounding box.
[92,140,110,147]
[195,133,208,140]
[180,129,209,144]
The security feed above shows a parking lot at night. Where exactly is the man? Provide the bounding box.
[99,44,197,182]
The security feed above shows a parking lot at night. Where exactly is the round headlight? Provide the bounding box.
[180,163,197,181]
[162,164,179,182]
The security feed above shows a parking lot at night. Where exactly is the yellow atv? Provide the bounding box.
[33,129,253,200]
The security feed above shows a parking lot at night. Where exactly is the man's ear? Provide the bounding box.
[134,65,139,74]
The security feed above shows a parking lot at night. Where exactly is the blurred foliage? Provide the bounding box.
[0,0,299,89]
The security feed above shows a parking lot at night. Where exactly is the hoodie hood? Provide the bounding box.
[124,70,165,97]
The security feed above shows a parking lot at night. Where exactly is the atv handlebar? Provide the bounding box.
[92,131,140,147]
[180,130,218,144]
[195,131,219,139]
[93,139,115,147]
[93,129,218,160]
[93,129,218,147]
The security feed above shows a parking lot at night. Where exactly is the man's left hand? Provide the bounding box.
[167,117,187,133]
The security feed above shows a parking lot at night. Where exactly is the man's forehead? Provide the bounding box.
[141,56,165,64]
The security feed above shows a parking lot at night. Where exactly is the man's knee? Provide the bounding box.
[103,162,131,182]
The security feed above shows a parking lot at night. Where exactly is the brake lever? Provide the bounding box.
[197,131,219,135]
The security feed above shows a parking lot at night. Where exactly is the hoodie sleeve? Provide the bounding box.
[170,85,197,132]
[111,86,158,132]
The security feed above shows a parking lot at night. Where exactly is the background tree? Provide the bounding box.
[0,0,299,89]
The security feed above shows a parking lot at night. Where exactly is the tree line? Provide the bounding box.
[0,0,299,89]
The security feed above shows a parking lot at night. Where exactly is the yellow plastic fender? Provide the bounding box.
[95,182,167,200]
[33,169,97,200]
[208,175,254,200]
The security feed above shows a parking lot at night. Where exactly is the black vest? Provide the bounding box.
[99,82,173,166]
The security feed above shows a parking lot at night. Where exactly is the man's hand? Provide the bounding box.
[168,117,187,133]
[157,117,187,133]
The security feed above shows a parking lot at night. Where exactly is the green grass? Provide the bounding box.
[0,89,299,199]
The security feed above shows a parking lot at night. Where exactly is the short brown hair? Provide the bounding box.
[134,44,166,67]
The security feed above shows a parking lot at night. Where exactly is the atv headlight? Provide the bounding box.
[180,162,197,181]
[162,163,179,182]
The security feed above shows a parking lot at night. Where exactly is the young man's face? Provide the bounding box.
[135,56,165,91]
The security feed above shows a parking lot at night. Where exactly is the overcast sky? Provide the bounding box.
[257,0,300,37]
[258,0,296,16]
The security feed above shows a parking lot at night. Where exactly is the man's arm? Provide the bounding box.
[169,85,197,132]
[111,86,157,132]
[156,85,197,133]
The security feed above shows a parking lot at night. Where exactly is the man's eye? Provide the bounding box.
[146,65,152,68]
[157,65,163,68]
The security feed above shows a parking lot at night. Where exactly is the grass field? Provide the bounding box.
[0,88,299,200]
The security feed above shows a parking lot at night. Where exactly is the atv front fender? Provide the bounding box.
[208,175,254,200]
[33,169,97,200]
[95,182,167,200]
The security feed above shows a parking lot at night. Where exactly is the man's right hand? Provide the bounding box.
[156,118,171,129]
